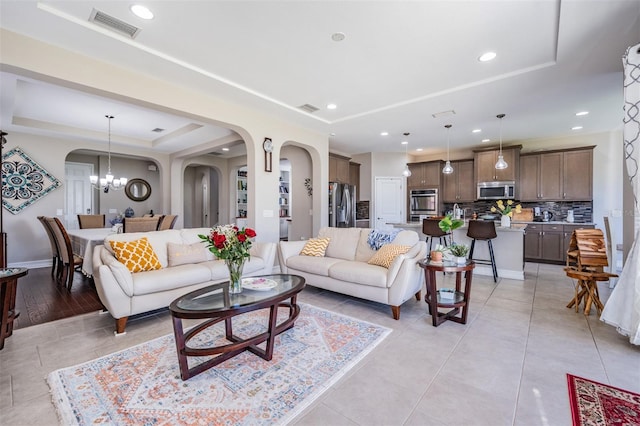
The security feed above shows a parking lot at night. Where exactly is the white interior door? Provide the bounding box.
[374,177,404,229]
[65,162,94,229]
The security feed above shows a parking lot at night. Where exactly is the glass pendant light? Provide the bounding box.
[494,113,508,170]
[442,124,454,174]
[401,133,412,177]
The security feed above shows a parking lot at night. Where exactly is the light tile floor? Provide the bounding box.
[1,263,638,425]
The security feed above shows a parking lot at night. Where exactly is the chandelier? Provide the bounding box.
[90,115,127,193]
[494,113,508,170]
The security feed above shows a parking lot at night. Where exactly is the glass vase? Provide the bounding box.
[225,258,245,294]
[501,215,511,228]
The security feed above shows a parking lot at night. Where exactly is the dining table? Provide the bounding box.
[66,228,115,277]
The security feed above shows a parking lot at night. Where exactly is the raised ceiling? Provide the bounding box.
[0,1,638,156]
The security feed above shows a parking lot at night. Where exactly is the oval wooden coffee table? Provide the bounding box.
[169,274,305,380]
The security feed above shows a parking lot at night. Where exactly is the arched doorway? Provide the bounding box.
[183,165,220,228]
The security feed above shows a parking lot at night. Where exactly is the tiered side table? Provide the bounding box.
[418,259,475,326]
[0,267,28,350]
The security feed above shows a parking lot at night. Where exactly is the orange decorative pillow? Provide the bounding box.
[367,244,411,268]
[109,237,162,273]
[300,238,331,257]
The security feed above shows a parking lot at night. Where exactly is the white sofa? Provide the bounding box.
[92,228,276,334]
[278,227,427,319]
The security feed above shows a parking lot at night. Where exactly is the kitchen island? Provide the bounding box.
[390,221,526,281]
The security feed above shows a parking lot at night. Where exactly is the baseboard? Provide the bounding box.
[473,265,524,281]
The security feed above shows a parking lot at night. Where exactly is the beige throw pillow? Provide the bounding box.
[167,242,209,267]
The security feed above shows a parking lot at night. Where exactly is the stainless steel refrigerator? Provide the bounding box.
[329,182,356,227]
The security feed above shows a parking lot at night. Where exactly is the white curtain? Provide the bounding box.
[601,43,640,345]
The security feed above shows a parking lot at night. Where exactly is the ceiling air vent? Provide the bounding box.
[298,104,319,114]
[89,8,141,38]
[152,128,165,133]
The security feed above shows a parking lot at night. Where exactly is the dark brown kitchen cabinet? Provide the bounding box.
[442,160,475,202]
[329,153,350,183]
[519,147,593,202]
[524,223,543,260]
[407,161,443,189]
[349,162,360,198]
[525,223,594,263]
[474,146,520,183]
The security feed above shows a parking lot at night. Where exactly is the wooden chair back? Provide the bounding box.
[45,217,82,289]
[566,229,608,271]
[77,214,105,229]
[123,217,160,233]
[157,214,178,230]
[38,216,60,277]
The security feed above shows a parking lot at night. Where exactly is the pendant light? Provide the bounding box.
[494,113,508,170]
[442,124,454,174]
[401,132,412,177]
[89,115,127,193]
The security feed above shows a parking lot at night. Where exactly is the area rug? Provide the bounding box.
[47,303,391,425]
[567,373,640,426]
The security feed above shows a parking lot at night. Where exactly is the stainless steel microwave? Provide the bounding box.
[477,181,515,200]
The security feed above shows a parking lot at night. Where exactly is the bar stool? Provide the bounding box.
[467,220,498,282]
[422,218,450,252]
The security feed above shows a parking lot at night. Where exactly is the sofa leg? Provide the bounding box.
[414,290,421,301]
[391,305,400,320]
[115,317,128,335]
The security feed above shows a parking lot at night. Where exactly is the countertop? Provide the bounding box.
[389,221,526,232]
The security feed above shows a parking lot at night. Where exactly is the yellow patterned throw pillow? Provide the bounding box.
[300,237,331,257]
[110,237,162,273]
[367,244,411,268]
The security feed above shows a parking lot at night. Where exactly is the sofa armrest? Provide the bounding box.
[387,241,427,305]
[250,241,277,274]
[277,240,307,273]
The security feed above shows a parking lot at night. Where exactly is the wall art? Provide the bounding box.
[2,146,61,214]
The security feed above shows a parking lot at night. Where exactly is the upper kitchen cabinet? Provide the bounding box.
[329,153,350,183]
[519,147,593,202]
[349,162,360,198]
[442,160,475,203]
[474,146,520,183]
[407,161,443,189]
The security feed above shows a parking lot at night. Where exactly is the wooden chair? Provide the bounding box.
[564,229,617,316]
[77,214,105,229]
[157,214,178,230]
[45,217,83,290]
[422,217,449,252]
[123,217,160,233]
[38,216,60,279]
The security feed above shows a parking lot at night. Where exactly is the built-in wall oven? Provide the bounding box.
[409,188,438,221]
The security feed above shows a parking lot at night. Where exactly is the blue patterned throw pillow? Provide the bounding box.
[367,229,400,250]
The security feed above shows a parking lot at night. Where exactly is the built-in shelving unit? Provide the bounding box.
[279,169,290,218]
[236,167,247,221]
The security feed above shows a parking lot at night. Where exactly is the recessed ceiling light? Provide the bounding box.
[329,132,336,136]
[130,5,154,19]
[576,111,589,116]
[327,103,337,110]
[401,141,408,145]
[572,126,583,130]
[472,129,481,133]
[222,147,229,152]
[416,148,423,152]
[331,32,346,42]
[478,51,497,62]
[482,139,490,143]
[380,131,389,136]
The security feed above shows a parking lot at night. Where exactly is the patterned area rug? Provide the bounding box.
[567,373,640,426]
[47,304,390,425]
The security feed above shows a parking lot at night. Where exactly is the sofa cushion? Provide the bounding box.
[104,230,183,266]
[131,264,213,296]
[318,227,361,260]
[167,242,209,267]
[110,237,163,273]
[300,237,331,257]
[328,261,388,288]
[199,257,266,280]
[286,255,344,276]
[367,244,411,269]
[179,228,216,260]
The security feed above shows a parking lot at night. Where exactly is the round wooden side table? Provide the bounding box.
[0,267,28,350]
[418,259,475,327]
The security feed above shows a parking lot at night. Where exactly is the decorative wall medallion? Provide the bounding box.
[2,147,61,214]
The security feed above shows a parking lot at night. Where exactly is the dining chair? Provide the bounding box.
[77,214,106,229]
[123,217,160,233]
[157,214,178,230]
[45,217,83,290]
[38,216,60,279]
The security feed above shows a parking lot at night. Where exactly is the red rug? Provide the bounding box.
[567,373,640,426]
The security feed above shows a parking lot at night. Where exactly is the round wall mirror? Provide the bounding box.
[125,178,151,202]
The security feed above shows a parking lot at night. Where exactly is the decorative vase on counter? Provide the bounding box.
[501,215,511,228]
[225,258,245,294]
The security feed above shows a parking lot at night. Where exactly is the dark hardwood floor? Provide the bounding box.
[14,266,104,330]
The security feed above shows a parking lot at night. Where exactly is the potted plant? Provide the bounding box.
[438,214,464,246]
[449,243,470,264]
[430,244,446,262]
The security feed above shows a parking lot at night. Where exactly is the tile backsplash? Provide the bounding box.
[442,200,593,223]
